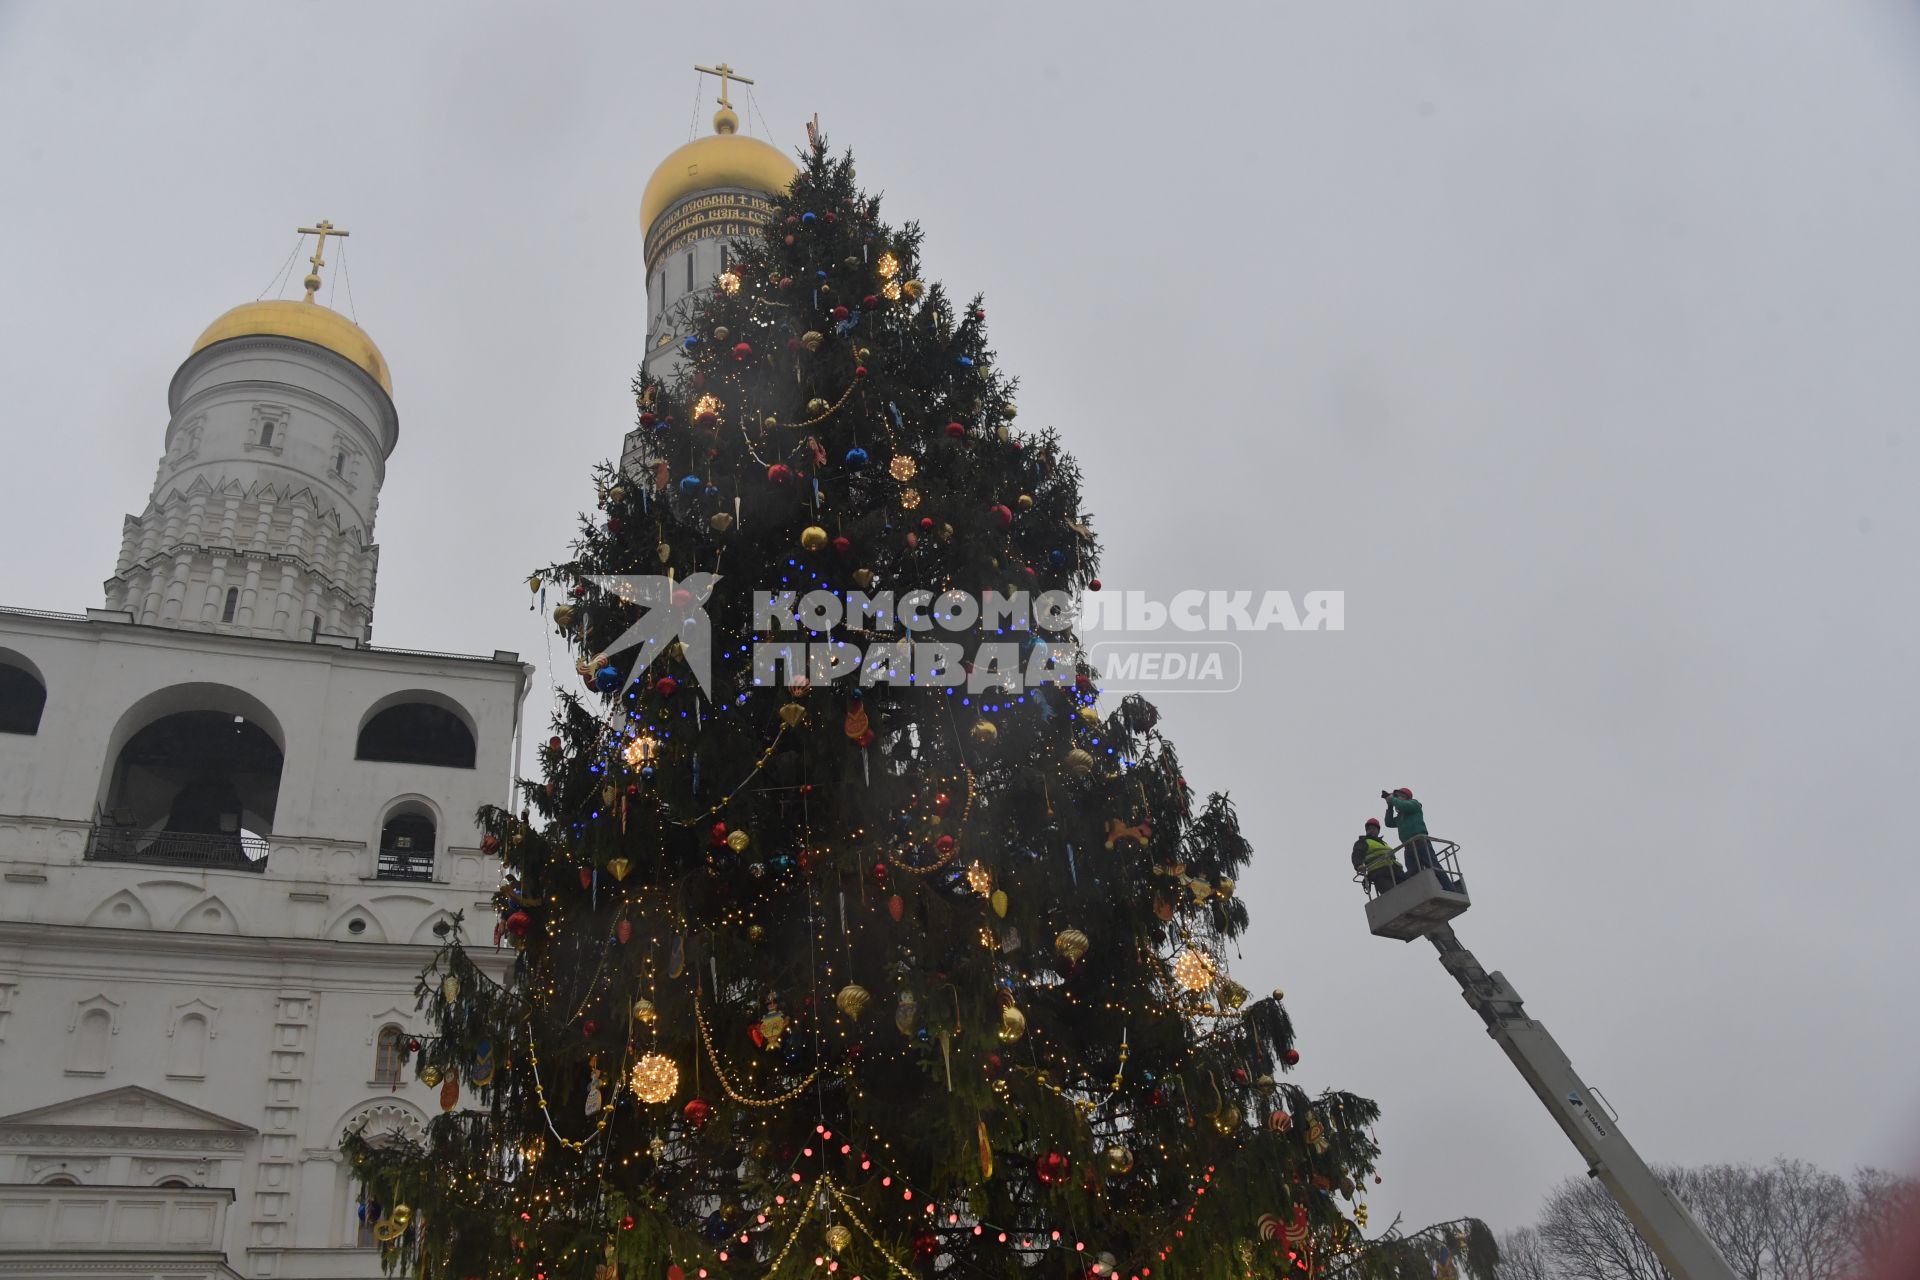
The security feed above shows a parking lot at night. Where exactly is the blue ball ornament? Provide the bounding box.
[683,335,700,351]
[679,475,704,495]
[845,447,870,469]
[801,211,818,224]
[1049,549,1066,567]
[594,666,621,692]
[640,765,654,780]
[956,355,974,368]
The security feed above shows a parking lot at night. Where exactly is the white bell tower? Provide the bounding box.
[104,222,398,645]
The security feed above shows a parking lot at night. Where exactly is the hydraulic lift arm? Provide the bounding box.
[1425,924,1736,1280]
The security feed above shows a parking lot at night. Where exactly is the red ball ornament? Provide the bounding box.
[656,675,679,697]
[407,1038,421,1053]
[1088,578,1103,592]
[863,294,878,308]
[831,305,850,321]
[505,910,531,937]
[1231,1067,1250,1084]
[481,834,500,855]
[934,792,952,813]
[732,342,753,361]
[571,584,588,598]
[854,365,869,378]
[547,736,562,752]
[989,504,1014,529]
[783,233,795,246]
[858,729,876,747]
[944,422,967,439]
[622,1215,635,1230]
[582,1020,598,1038]
[919,516,935,532]
[779,276,793,288]
[1035,1151,1071,1186]
[935,834,955,854]
[871,861,890,886]
[824,212,837,224]
[913,1232,940,1260]
[639,410,657,427]
[831,535,852,554]
[1283,1048,1301,1067]
[905,532,919,548]
[682,1097,712,1128]
[710,821,729,847]
[672,586,693,607]
[974,309,986,321]
[768,463,795,484]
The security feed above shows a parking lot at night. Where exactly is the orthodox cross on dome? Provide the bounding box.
[296,219,350,302]
[693,61,754,111]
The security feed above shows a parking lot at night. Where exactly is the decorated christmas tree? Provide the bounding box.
[347,136,1386,1280]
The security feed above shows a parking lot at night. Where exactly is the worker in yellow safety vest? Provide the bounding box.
[1351,817,1399,895]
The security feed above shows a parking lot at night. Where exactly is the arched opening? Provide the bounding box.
[377,802,437,882]
[356,694,476,769]
[221,587,239,624]
[93,687,284,871]
[0,650,47,735]
[372,1025,406,1087]
[41,1175,78,1187]
[157,1178,192,1189]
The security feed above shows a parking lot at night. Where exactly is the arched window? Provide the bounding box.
[377,810,436,881]
[42,1175,78,1187]
[157,1178,192,1189]
[372,1024,406,1086]
[70,1008,112,1075]
[0,659,46,735]
[221,587,239,624]
[356,701,476,769]
[169,1013,209,1079]
[258,422,275,448]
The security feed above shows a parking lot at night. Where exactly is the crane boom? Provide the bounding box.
[1424,923,1735,1280]
[1362,850,1736,1280]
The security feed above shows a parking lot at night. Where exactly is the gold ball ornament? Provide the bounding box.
[806,397,830,416]
[799,525,830,552]
[1102,1143,1135,1176]
[553,603,577,629]
[419,1064,442,1087]
[902,279,924,300]
[1078,705,1103,728]
[825,1225,853,1254]
[726,829,751,854]
[710,512,734,533]
[970,719,999,746]
[1053,928,1090,963]
[1216,877,1235,898]
[1219,979,1250,1011]
[1213,1105,1243,1134]
[1255,1073,1277,1095]
[1063,748,1094,777]
[997,1003,1028,1042]
[629,1052,679,1104]
[851,567,875,590]
[856,346,872,361]
[747,924,766,942]
[1016,494,1034,510]
[764,414,780,429]
[801,331,825,353]
[712,325,730,342]
[835,983,871,1020]
[633,999,658,1024]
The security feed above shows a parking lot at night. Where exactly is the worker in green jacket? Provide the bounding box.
[1351,817,1399,895]
[1382,787,1435,876]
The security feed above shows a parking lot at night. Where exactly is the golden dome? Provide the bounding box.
[639,112,796,234]
[189,299,393,396]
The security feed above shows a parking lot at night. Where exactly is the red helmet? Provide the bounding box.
[1364,818,1380,829]
[1394,787,1413,798]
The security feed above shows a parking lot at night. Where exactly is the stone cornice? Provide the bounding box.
[0,1126,248,1152]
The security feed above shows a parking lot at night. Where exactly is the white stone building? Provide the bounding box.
[0,251,531,1279]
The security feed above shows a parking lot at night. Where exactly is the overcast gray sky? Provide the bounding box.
[3,0,1916,1240]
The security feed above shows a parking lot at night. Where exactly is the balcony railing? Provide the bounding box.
[85,824,270,872]
[376,846,436,881]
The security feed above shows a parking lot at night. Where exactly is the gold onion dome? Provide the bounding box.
[189,298,393,397]
[639,106,797,234]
